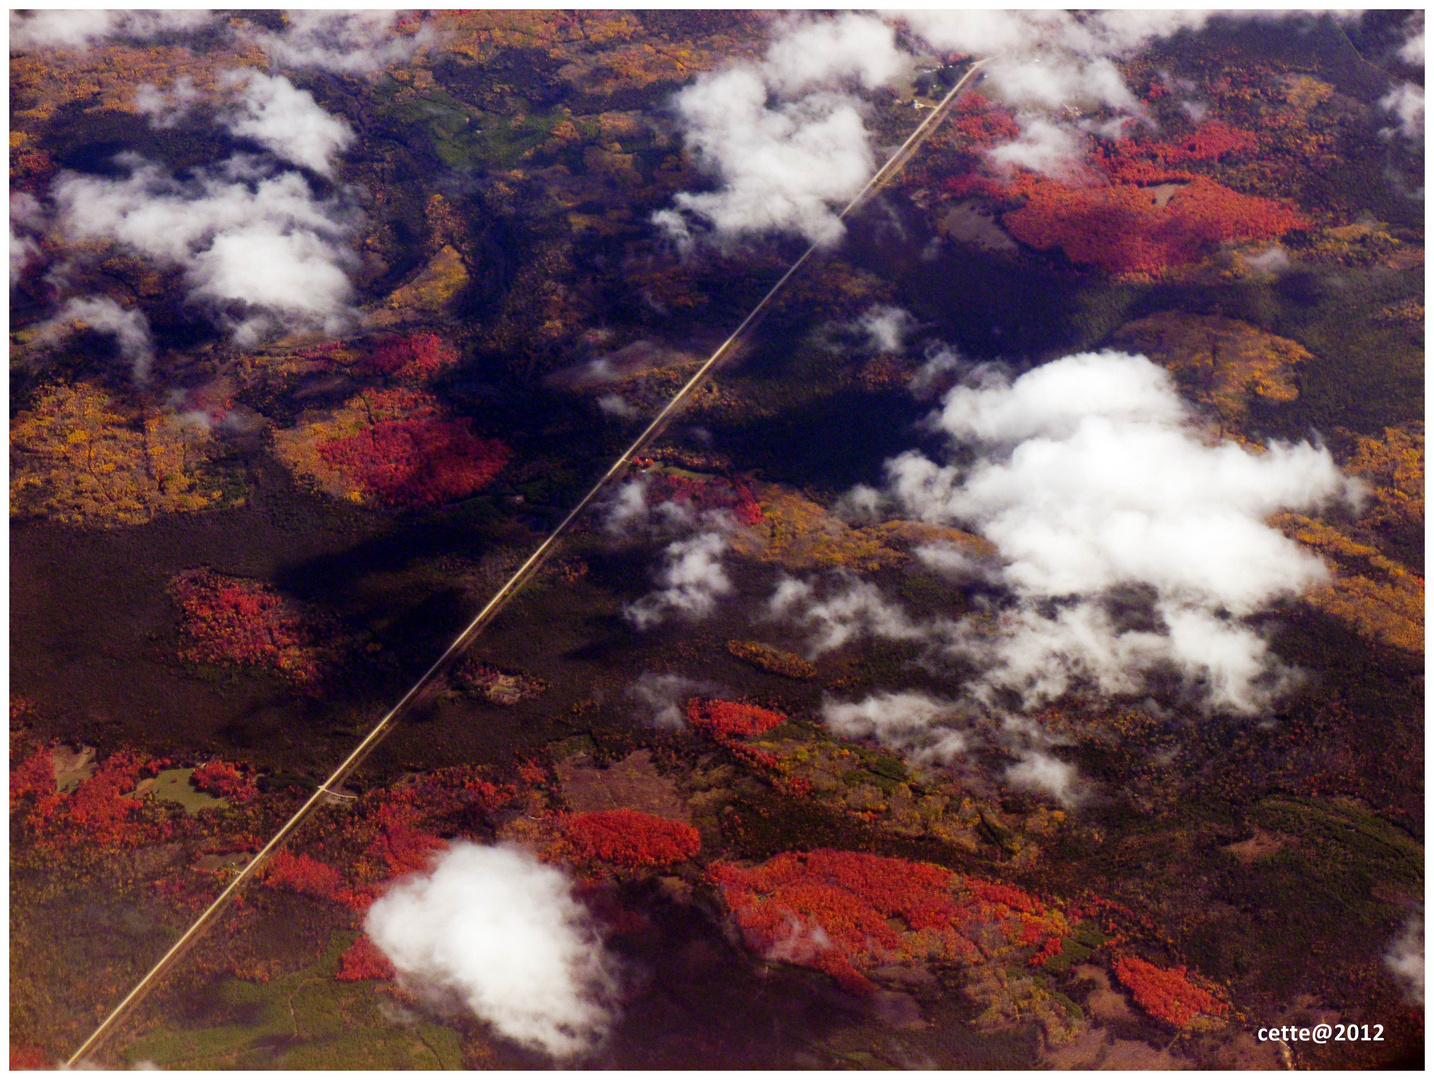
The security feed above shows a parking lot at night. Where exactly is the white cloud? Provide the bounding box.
[627,671,720,730]
[655,13,906,249]
[821,691,969,761]
[893,353,1350,613]
[761,12,910,96]
[1386,913,1424,1005]
[596,393,638,419]
[986,116,1088,179]
[625,532,733,629]
[1244,245,1290,274]
[858,304,915,353]
[879,351,1354,716]
[1398,13,1424,67]
[244,11,433,75]
[134,77,203,130]
[32,295,155,384]
[660,72,874,249]
[772,350,1356,796]
[770,574,941,654]
[10,191,45,286]
[1005,751,1084,807]
[365,842,617,1060]
[1381,82,1425,143]
[52,154,360,343]
[907,344,965,399]
[9,10,213,51]
[219,71,354,177]
[601,476,701,537]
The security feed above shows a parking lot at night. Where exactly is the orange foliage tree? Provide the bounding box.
[1113,955,1229,1029]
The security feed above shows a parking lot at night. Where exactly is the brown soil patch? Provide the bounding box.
[555,748,690,822]
[1101,1038,1193,1069]
[1075,964,1136,1023]
[51,743,96,792]
[193,852,254,873]
[1223,826,1290,864]
[1044,1027,1110,1068]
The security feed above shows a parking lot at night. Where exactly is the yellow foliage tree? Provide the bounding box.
[1113,312,1304,435]
[11,382,220,526]
[1345,424,1424,529]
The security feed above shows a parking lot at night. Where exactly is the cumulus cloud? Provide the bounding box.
[9,9,213,51]
[1005,751,1084,806]
[11,191,46,285]
[654,13,907,249]
[1397,12,1424,67]
[602,476,698,536]
[219,71,354,176]
[986,116,1089,179]
[1244,245,1290,274]
[774,351,1355,799]
[32,296,156,384]
[1380,82,1425,143]
[907,344,965,399]
[365,842,617,1060]
[596,393,638,419]
[625,531,733,630]
[52,154,359,345]
[858,304,915,353]
[821,691,969,761]
[627,671,721,729]
[770,574,940,654]
[881,351,1354,714]
[245,11,433,75]
[134,77,203,129]
[819,689,1084,805]
[1385,912,1424,1005]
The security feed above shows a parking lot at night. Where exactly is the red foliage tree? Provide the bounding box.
[192,759,259,803]
[645,472,764,526]
[169,569,330,689]
[1114,955,1230,1028]
[562,809,701,870]
[24,749,167,851]
[1002,174,1307,278]
[946,92,1022,151]
[336,935,396,982]
[710,851,1075,995]
[10,1044,53,1070]
[316,395,510,510]
[684,699,787,741]
[1096,120,1258,184]
[364,332,461,382]
[262,850,347,902]
[710,850,968,994]
[365,823,447,877]
[10,745,54,809]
